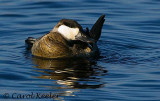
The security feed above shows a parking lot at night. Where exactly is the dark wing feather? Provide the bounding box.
[25,37,36,50]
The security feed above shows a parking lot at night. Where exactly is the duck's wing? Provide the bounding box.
[25,32,50,50]
[31,32,72,58]
[89,14,105,42]
[25,37,36,50]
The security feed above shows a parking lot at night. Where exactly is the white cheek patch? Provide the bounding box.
[58,25,79,40]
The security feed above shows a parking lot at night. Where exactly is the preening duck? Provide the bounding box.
[25,15,105,59]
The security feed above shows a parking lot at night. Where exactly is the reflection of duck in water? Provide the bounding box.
[25,15,105,59]
[32,57,107,89]
[31,58,107,99]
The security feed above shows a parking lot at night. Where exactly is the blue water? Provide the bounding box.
[0,0,160,101]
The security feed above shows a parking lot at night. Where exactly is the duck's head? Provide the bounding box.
[51,19,95,43]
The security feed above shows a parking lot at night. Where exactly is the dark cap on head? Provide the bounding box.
[57,19,83,29]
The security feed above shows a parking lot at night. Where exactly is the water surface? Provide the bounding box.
[0,0,160,101]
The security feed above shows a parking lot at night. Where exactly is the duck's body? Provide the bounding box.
[31,31,98,58]
[26,15,105,59]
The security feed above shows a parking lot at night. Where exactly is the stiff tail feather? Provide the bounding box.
[89,14,105,42]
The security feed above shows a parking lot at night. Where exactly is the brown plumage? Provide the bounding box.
[26,15,105,59]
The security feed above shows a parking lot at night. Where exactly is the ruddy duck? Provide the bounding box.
[25,15,105,59]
